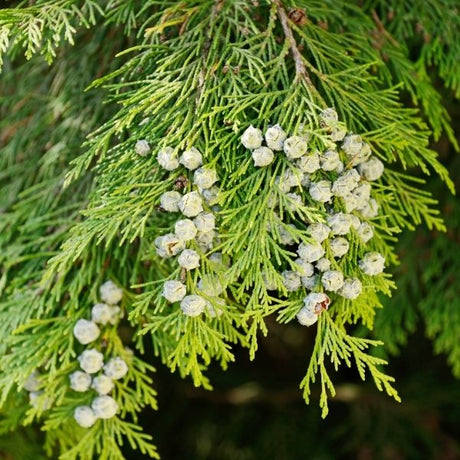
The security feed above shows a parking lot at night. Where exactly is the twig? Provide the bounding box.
[371,9,399,48]
[274,0,312,85]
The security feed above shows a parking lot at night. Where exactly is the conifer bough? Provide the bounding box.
[0,0,458,458]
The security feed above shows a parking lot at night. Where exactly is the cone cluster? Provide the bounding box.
[241,109,386,326]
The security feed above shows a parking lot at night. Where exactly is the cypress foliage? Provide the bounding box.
[0,1,458,458]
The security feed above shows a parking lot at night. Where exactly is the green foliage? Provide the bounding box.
[374,155,460,377]
[0,0,102,66]
[0,0,458,458]
[300,312,400,417]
